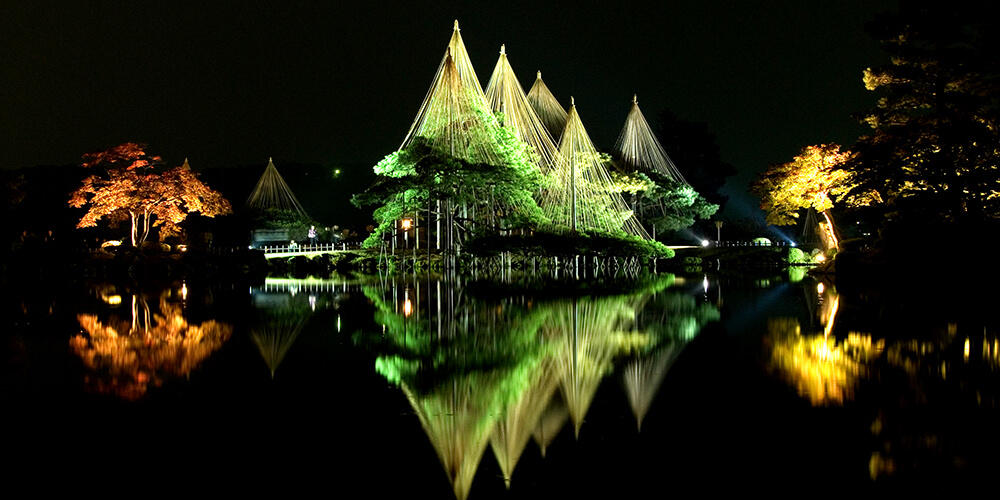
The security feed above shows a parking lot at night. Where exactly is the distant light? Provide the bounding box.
[790,242,797,247]
[181,283,188,301]
[815,254,827,263]
[403,299,413,317]
[702,275,709,293]
[334,169,342,176]
[401,218,413,230]
[102,294,122,305]
[817,282,825,294]
[700,239,710,247]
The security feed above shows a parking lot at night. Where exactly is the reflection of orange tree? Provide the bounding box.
[69,293,232,400]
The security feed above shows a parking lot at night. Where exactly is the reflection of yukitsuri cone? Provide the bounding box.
[527,70,569,141]
[484,45,559,171]
[490,359,560,488]
[622,344,681,432]
[540,99,650,238]
[549,298,640,438]
[532,394,569,458]
[401,382,497,500]
[246,158,308,217]
[250,313,308,378]
[614,95,687,184]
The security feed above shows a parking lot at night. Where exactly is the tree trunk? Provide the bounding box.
[129,212,138,247]
[821,210,839,251]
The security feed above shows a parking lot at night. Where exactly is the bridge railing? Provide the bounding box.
[260,242,357,254]
[712,240,793,248]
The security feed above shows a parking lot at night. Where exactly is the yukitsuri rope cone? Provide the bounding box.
[485,45,560,171]
[541,97,650,239]
[246,157,308,217]
[614,95,688,183]
[527,70,569,141]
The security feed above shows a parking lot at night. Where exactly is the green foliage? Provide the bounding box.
[787,247,808,264]
[354,110,547,248]
[614,169,718,233]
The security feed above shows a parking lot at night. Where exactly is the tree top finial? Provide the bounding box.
[500,44,505,55]
[454,19,460,31]
[537,70,542,79]
[268,157,273,165]
[571,96,575,106]
[633,94,637,104]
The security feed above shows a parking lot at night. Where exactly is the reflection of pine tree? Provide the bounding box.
[359,274,719,496]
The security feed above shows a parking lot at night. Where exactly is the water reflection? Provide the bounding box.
[763,279,1000,480]
[359,275,719,499]
[250,276,349,376]
[70,285,232,400]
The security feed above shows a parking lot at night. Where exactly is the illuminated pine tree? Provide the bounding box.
[401,20,490,154]
[540,98,649,238]
[484,45,559,171]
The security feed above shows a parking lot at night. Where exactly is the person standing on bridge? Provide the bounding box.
[308,225,317,247]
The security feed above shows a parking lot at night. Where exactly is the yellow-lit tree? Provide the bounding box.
[752,144,854,249]
[68,143,232,246]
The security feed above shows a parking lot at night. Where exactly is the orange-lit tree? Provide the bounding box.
[752,144,855,249]
[68,143,232,246]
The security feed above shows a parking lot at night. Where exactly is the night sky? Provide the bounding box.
[1,1,896,215]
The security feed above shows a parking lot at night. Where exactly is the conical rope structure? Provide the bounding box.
[526,71,569,141]
[540,99,650,239]
[401,20,491,153]
[400,51,504,166]
[246,158,308,217]
[614,96,688,183]
[484,45,560,171]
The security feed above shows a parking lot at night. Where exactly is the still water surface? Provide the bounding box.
[4,272,999,494]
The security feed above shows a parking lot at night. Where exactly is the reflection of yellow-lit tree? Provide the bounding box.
[766,313,884,406]
[70,292,232,400]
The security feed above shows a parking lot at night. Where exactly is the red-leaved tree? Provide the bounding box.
[68,143,232,246]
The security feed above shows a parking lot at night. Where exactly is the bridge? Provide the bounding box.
[259,243,356,259]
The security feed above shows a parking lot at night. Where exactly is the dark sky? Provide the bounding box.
[1,0,895,215]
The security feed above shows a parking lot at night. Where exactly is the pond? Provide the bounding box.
[4,270,998,494]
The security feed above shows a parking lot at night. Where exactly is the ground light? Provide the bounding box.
[701,239,710,247]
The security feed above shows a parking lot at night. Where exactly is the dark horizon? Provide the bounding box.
[1,1,896,213]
